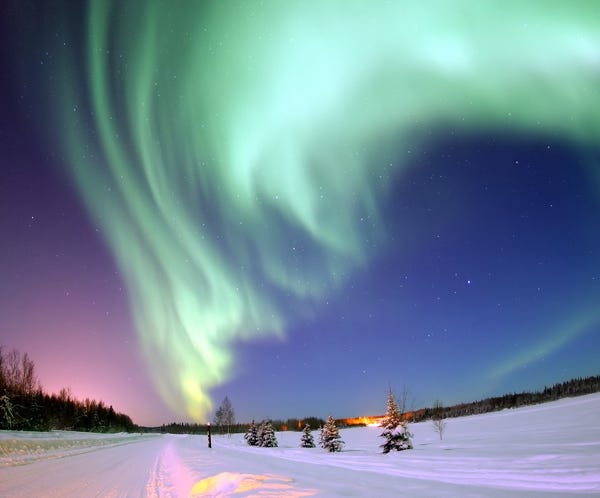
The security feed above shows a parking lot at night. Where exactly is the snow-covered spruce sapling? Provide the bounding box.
[300,423,315,448]
[260,420,278,447]
[256,421,264,446]
[380,389,413,453]
[321,415,344,452]
[244,420,259,446]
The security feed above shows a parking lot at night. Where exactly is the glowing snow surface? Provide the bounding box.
[1,394,599,496]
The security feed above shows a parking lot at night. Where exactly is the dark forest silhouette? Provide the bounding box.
[406,375,600,424]
[0,347,135,432]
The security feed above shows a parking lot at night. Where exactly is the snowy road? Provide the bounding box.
[0,433,535,497]
[1,394,599,497]
[0,435,175,496]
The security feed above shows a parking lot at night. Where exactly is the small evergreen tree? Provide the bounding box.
[257,420,264,445]
[244,420,259,446]
[321,415,344,452]
[318,424,325,448]
[380,389,413,453]
[300,423,315,448]
[260,420,278,447]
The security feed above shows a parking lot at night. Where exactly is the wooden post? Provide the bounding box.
[207,422,212,448]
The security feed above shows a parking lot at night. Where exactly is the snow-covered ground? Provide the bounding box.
[1,393,599,497]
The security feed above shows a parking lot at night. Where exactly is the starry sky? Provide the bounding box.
[1,1,599,427]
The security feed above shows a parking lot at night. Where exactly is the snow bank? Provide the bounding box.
[0,430,154,467]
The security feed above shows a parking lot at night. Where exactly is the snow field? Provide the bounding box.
[0,393,598,496]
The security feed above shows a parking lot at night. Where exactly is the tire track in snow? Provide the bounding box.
[146,436,198,497]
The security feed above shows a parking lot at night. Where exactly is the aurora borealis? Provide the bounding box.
[1,1,599,425]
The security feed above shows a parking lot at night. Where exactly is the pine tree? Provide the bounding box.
[244,420,259,446]
[260,420,278,447]
[321,415,344,452]
[380,389,413,453]
[300,423,315,448]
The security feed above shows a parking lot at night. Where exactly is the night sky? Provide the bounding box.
[1,1,599,427]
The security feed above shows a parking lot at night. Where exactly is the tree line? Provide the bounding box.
[160,375,600,435]
[159,394,326,435]
[0,347,135,432]
[410,375,600,423]
[159,416,326,435]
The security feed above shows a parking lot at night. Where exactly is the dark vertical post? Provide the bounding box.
[207,422,212,448]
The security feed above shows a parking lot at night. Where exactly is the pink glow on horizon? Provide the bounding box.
[2,286,174,426]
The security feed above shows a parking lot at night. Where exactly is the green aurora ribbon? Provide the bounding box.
[51,1,599,420]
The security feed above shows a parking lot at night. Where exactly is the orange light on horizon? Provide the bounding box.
[341,416,383,427]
